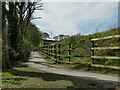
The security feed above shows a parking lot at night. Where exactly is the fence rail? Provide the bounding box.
[40,40,91,64]
[91,56,120,60]
[91,64,120,70]
[91,35,120,69]
[91,46,120,50]
[40,35,120,70]
[91,35,120,41]
[41,44,72,63]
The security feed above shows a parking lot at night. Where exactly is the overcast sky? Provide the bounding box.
[32,1,118,36]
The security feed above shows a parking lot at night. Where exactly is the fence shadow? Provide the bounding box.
[3,67,119,89]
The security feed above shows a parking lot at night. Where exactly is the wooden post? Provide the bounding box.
[48,45,49,55]
[50,45,51,56]
[51,45,53,57]
[46,45,47,53]
[41,45,43,52]
[46,45,47,54]
[58,44,60,61]
[50,45,52,57]
[42,45,43,52]
[48,45,50,56]
[54,44,57,60]
[45,45,46,54]
[47,45,49,55]
[44,45,45,53]
[51,45,52,57]
[68,43,71,63]
[91,41,95,65]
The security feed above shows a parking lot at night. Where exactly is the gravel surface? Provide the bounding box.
[28,51,120,88]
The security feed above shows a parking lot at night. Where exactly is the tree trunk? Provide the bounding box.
[2,2,11,69]
[2,40,11,69]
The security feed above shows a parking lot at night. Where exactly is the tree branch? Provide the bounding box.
[30,17,42,20]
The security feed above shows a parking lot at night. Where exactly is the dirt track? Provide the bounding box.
[28,51,120,88]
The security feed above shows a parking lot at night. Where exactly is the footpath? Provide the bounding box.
[28,51,120,88]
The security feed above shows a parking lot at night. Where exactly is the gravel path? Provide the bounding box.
[28,51,119,87]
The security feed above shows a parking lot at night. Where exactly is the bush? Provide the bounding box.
[17,38,31,61]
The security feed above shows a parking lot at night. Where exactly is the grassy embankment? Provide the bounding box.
[40,28,120,75]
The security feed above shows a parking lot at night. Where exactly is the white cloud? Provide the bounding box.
[32,2,118,36]
[42,0,119,2]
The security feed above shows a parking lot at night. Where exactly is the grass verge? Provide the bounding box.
[39,52,120,76]
[2,60,119,89]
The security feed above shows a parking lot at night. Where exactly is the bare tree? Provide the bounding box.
[2,0,43,68]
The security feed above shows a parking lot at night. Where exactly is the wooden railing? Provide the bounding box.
[40,40,91,64]
[40,35,120,69]
[41,43,73,64]
[91,35,120,69]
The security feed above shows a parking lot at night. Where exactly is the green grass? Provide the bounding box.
[43,28,120,73]
[2,62,74,88]
[40,52,120,75]
[2,61,120,89]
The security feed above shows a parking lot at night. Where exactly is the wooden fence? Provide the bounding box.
[40,40,91,64]
[91,35,120,69]
[40,35,120,69]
